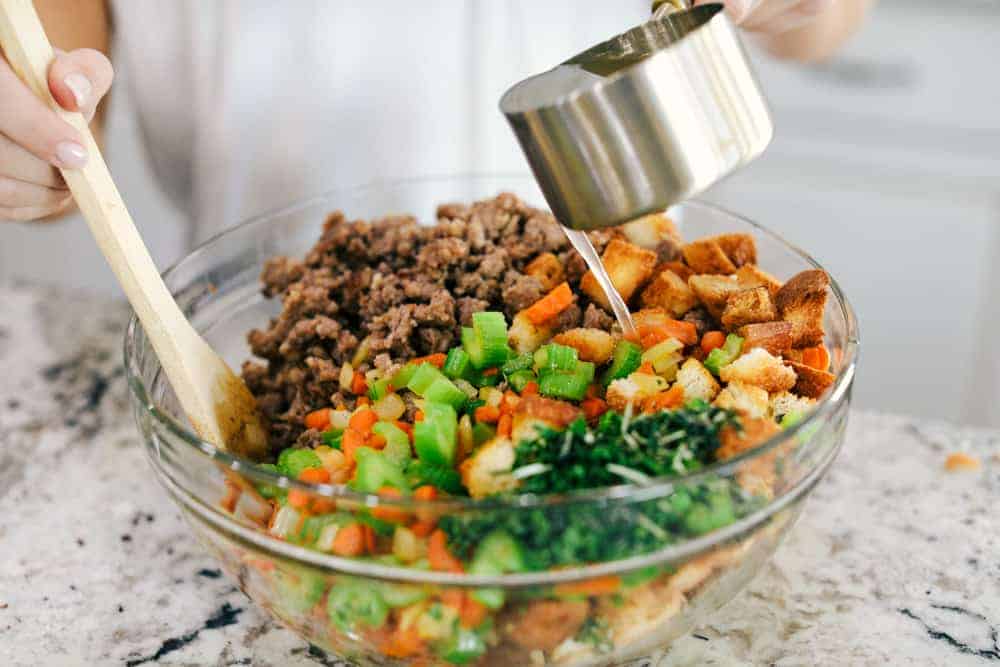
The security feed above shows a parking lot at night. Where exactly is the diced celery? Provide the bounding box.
[321,429,343,450]
[704,334,744,375]
[367,377,393,401]
[352,447,410,493]
[602,340,643,386]
[391,363,420,389]
[501,352,534,376]
[372,422,411,465]
[276,448,323,479]
[327,579,389,631]
[423,377,468,408]
[443,347,472,380]
[407,363,446,395]
[472,422,496,446]
[441,627,488,663]
[534,343,578,373]
[463,313,510,369]
[507,369,537,393]
[413,402,458,466]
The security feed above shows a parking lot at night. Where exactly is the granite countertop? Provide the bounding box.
[1,283,998,667]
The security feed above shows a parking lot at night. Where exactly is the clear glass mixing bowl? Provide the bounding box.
[124,175,858,666]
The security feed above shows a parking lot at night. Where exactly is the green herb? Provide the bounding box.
[576,617,613,654]
[511,403,741,494]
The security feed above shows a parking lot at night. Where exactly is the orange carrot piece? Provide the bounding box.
[428,529,464,573]
[521,381,539,396]
[441,589,465,611]
[523,282,575,325]
[412,353,448,369]
[304,408,331,431]
[459,596,489,629]
[414,485,438,501]
[310,498,337,514]
[342,428,366,464]
[356,396,371,406]
[801,345,830,372]
[581,397,608,421]
[663,319,698,346]
[700,331,726,355]
[363,524,377,553]
[496,413,513,438]
[637,361,655,375]
[298,467,331,484]
[554,575,622,597]
[367,433,387,449]
[382,626,425,659]
[414,410,425,422]
[372,486,409,523]
[351,371,368,395]
[332,523,365,556]
[287,489,311,509]
[500,391,520,415]
[349,407,379,433]
[409,519,437,537]
[474,405,501,424]
[644,385,685,413]
[481,367,499,377]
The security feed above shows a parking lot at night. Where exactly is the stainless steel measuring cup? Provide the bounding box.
[500,2,773,231]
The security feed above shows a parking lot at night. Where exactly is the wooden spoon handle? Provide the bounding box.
[0,0,219,434]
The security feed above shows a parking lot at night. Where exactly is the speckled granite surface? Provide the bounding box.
[1,283,998,667]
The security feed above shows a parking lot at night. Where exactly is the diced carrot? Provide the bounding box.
[409,519,437,537]
[441,589,465,611]
[459,595,489,629]
[623,330,640,344]
[372,486,409,523]
[801,345,830,372]
[367,433,387,449]
[644,384,685,413]
[349,407,379,433]
[304,408,331,431]
[523,282,575,325]
[521,381,539,396]
[332,523,366,556]
[356,396,371,406]
[395,420,414,440]
[414,485,438,501]
[663,319,698,346]
[639,332,661,349]
[500,391,520,415]
[481,367,499,377]
[496,413,513,438]
[474,405,501,424]
[220,480,241,513]
[414,410,425,422]
[310,498,337,514]
[428,529,464,573]
[287,489,311,509]
[342,428,366,463]
[701,331,726,355]
[585,384,599,399]
[637,361,655,375]
[299,467,331,484]
[351,371,368,395]
[581,397,608,421]
[382,625,425,659]
[554,575,622,597]
[412,353,448,369]
[363,524,377,554]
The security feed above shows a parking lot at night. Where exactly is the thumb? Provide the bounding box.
[47,48,114,122]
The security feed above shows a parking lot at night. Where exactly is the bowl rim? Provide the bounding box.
[124,172,859,517]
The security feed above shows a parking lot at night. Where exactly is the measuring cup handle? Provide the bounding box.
[651,0,692,18]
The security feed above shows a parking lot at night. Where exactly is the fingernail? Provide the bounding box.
[63,72,92,109]
[54,141,87,168]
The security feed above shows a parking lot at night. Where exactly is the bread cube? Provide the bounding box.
[640,269,699,317]
[552,328,616,364]
[775,270,829,347]
[719,348,797,392]
[675,358,721,402]
[580,239,658,309]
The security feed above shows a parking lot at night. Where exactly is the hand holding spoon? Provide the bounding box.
[0,0,269,459]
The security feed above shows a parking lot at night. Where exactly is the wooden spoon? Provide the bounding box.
[0,0,269,459]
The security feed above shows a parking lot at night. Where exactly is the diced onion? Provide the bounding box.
[365,368,381,384]
[316,523,341,552]
[374,393,406,421]
[642,338,683,375]
[339,362,354,388]
[351,337,371,367]
[458,414,474,457]
[392,526,428,563]
[330,409,352,430]
[480,387,503,407]
[268,505,300,538]
[454,379,478,399]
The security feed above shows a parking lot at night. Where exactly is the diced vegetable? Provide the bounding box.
[523,282,574,325]
[471,422,496,446]
[272,567,326,614]
[440,628,487,664]
[321,429,343,450]
[413,402,458,466]
[406,460,464,495]
[641,337,683,375]
[704,334,745,375]
[472,531,525,573]
[462,312,510,369]
[443,347,473,380]
[353,447,410,493]
[423,377,468,409]
[501,352,534,376]
[391,363,420,389]
[408,363,447,395]
[368,378,393,401]
[602,340,643,386]
[538,362,595,401]
[373,422,412,465]
[253,463,285,500]
[507,369,537,393]
[534,343,578,373]
[373,392,406,421]
[327,579,389,632]
[277,448,323,479]
[377,582,428,608]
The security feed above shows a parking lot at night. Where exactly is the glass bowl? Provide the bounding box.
[125,175,858,666]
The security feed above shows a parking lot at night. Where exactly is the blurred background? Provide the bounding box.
[1,0,997,426]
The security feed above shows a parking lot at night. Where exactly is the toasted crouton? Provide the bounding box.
[687,274,743,319]
[721,287,777,330]
[460,438,518,498]
[717,417,782,460]
[714,234,757,267]
[606,373,669,411]
[719,348,797,392]
[660,261,693,282]
[737,321,794,356]
[770,391,816,418]
[675,358,720,402]
[508,312,553,353]
[525,253,565,292]
[713,381,769,419]
[580,239,658,309]
[640,269,699,317]
[682,238,737,275]
[785,360,836,399]
[735,264,782,297]
[514,395,582,429]
[553,328,616,364]
[775,270,829,347]
[622,213,682,249]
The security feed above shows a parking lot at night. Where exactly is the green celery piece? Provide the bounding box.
[423,377,468,408]
[321,428,343,450]
[473,531,526,572]
[601,340,642,386]
[471,422,496,446]
[683,493,735,535]
[464,312,509,369]
[507,369,537,393]
[781,411,804,429]
[372,422,412,466]
[368,377,393,401]
[441,628,488,664]
[534,343,578,373]
[470,369,500,388]
[254,463,285,500]
[539,370,590,401]
[407,363,445,395]
[443,347,472,380]
[273,566,327,614]
[297,514,342,545]
[352,447,410,493]
[327,579,389,631]
[502,352,534,376]
[413,402,458,466]
[405,460,465,495]
[575,361,596,385]
[391,363,420,389]
[377,582,428,608]
[704,334,744,375]
[276,448,323,478]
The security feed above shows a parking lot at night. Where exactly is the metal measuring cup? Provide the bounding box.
[500,1,773,231]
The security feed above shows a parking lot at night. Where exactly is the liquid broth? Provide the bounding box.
[562,227,636,337]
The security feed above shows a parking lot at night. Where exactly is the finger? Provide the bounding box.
[0,133,65,188]
[0,199,72,223]
[0,59,87,168]
[741,0,834,33]
[48,48,114,121]
[0,176,71,208]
